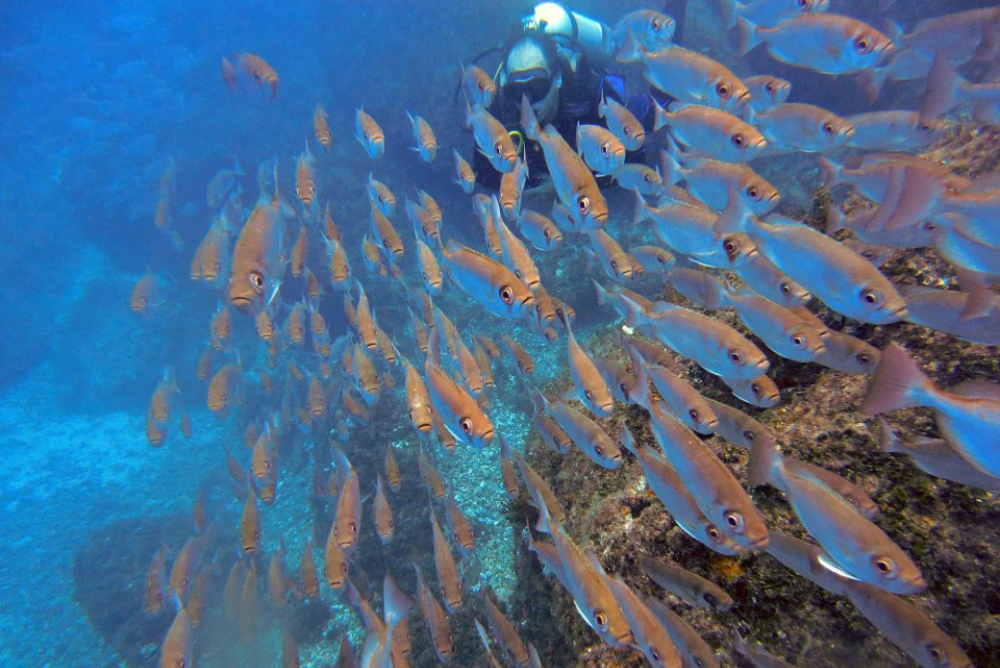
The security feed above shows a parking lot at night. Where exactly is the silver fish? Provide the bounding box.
[862,343,1000,477]
[640,556,734,611]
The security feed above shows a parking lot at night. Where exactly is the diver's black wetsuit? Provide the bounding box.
[472,51,643,191]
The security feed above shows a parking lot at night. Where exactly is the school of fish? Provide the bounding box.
[130,4,1000,668]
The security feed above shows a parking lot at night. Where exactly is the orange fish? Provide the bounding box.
[268,539,290,609]
[343,293,359,330]
[361,234,388,278]
[291,226,308,278]
[210,304,232,350]
[250,425,276,481]
[224,448,245,484]
[283,626,301,668]
[324,203,341,243]
[304,266,321,301]
[301,541,320,599]
[180,411,193,439]
[308,376,327,418]
[187,566,212,628]
[131,272,161,314]
[146,412,167,447]
[148,367,178,427]
[295,143,316,207]
[287,300,307,346]
[226,52,279,100]
[207,363,241,419]
[144,546,170,614]
[239,564,259,645]
[314,103,332,148]
[324,520,348,593]
[255,307,275,342]
[403,357,433,437]
[241,493,261,555]
[168,536,201,600]
[327,236,353,290]
[353,280,378,350]
[385,448,402,493]
[223,561,246,621]
[193,347,211,383]
[206,159,244,209]
[160,602,193,668]
[310,305,326,336]
[227,163,288,313]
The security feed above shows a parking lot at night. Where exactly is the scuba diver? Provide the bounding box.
[469,3,663,191]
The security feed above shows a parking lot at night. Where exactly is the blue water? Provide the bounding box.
[3,0,1000,667]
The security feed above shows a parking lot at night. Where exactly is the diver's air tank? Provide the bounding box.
[522,3,611,61]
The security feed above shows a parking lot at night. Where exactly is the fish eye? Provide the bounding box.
[543,229,551,240]
[750,382,762,396]
[781,282,792,294]
[857,352,874,365]
[594,445,604,457]
[743,429,756,442]
[716,82,730,98]
[594,610,607,628]
[460,417,474,434]
[724,511,745,532]
[578,196,591,215]
[695,660,706,668]
[499,285,515,304]
[799,0,811,9]
[765,81,776,93]
[706,525,722,541]
[927,645,946,665]
[610,260,618,272]
[703,593,717,606]
[822,122,835,135]
[494,142,504,156]
[792,335,806,348]
[861,289,883,307]
[650,647,661,662]
[350,522,357,535]
[643,174,652,184]
[341,561,347,573]
[746,185,761,200]
[250,271,265,292]
[873,555,896,575]
[601,143,610,157]
[624,126,631,137]
[854,35,873,53]
[731,133,746,148]
[689,409,700,422]
[728,348,745,365]
[619,383,629,397]
[724,238,739,255]
[651,18,661,31]
[584,390,594,401]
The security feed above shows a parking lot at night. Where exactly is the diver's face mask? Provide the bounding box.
[507,67,552,103]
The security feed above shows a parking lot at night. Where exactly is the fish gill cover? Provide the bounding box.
[1,0,1000,667]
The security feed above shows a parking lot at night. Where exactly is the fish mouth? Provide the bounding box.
[230,295,254,312]
[892,304,908,318]
[594,211,609,224]
[480,428,496,445]
[417,422,433,434]
[746,532,770,550]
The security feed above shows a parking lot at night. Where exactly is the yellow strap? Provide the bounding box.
[508,129,525,156]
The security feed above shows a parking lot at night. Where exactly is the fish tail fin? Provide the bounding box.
[920,51,962,123]
[860,344,931,415]
[383,572,412,630]
[520,94,540,140]
[857,68,887,104]
[632,188,650,226]
[615,28,642,64]
[659,148,681,187]
[652,98,670,132]
[593,278,611,306]
[626,344,651,408]
[816,156,841,190]
[737,17,761,57]
[823,200,845,235]
[733,630,750,657]
[746,440,782,489]
[713,191,751,236]
[619,422,640,456]
[876,417,903,454]
[717,0,738,29]
[464,99,474,129]
[956,269,996,321]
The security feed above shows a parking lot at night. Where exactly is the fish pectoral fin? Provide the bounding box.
[816,553,861,581]
[573,600,598,632]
